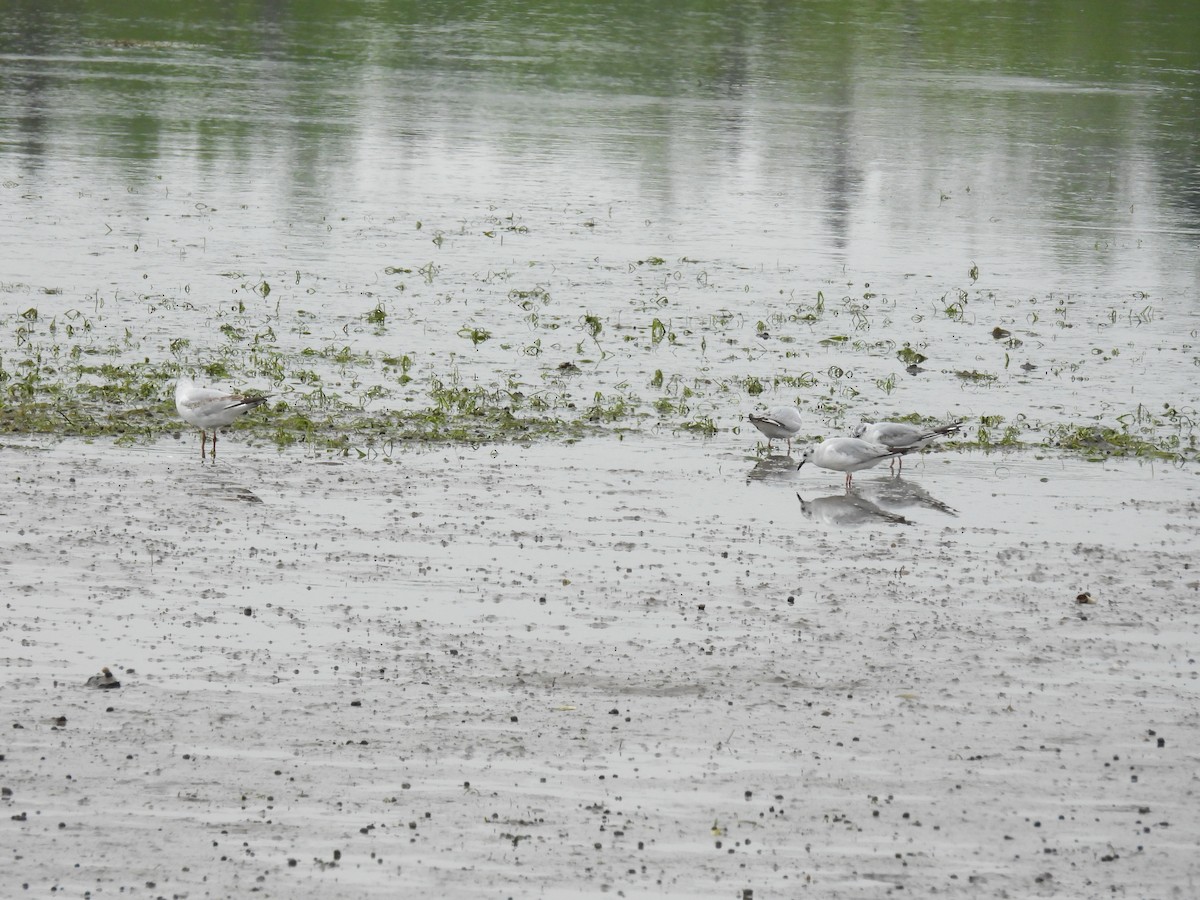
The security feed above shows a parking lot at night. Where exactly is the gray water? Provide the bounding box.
[4,9,1200,895]
[2,1,1198,448]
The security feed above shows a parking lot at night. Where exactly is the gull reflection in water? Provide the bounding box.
[746,454,798,483]
[856,475,957,517]
[796,491,913,527]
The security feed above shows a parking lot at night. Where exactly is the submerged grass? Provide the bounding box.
[2,280,1196,463]
[0,316,594,452]
[953,411,1195,462]
[1045,422,1184,461]
[0,375,593,452]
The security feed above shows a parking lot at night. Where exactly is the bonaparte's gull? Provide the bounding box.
[797,437,909,489]
[852,420,962,472]
[175,378,269,460]
[748,406,804,453]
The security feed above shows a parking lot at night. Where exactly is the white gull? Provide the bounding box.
[796,437,910,489]
[748,406,804,453]
[175,378,270,460]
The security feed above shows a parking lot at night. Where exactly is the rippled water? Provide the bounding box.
[1,1,1198,449]
[3,9,1200,894]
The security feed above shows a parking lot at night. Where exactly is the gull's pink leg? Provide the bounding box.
[200,430,207,459]
[211,432,218,460]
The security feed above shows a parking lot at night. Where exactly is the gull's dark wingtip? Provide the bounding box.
[228,395,270,411]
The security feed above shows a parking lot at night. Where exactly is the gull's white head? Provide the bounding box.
[796,447,815,470]
[174,374,207,399]
[851,422,868,438]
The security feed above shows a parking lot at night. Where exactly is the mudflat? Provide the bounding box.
[3,436,1198,898]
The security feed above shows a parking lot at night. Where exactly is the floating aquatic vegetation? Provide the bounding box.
[0,255,1194,463]
[954,369,997,383]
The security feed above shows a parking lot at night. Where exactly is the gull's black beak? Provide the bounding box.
[796,460,806,471]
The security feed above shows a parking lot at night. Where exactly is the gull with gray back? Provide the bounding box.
[748,406,804,454]
[797,437,912,489]
[852,420,963,472]
[175,377,270,461]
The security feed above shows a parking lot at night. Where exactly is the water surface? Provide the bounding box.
[1,1,1198,446]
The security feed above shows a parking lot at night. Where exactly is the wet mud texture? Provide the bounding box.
[3,438,1199,898]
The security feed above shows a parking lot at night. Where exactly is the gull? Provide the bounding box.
[748,406,804,453]
[852,420,963,472]
[175,377,270,460]
[797,437,911,489]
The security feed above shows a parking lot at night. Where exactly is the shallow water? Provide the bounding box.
[1,2,1198,454]
[2,5,1200,894]
[3,437,1199,896]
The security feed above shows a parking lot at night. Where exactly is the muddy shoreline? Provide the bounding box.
[3,436,1198,898]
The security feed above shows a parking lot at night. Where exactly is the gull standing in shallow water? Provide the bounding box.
[797,437,911,489]
[852,420,963,472]
[175,377,270,460]
[748,406,804,454]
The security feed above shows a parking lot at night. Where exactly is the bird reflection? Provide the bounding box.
[796,492,913,527]
[746,454,798,482]
[856,475,957,517]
